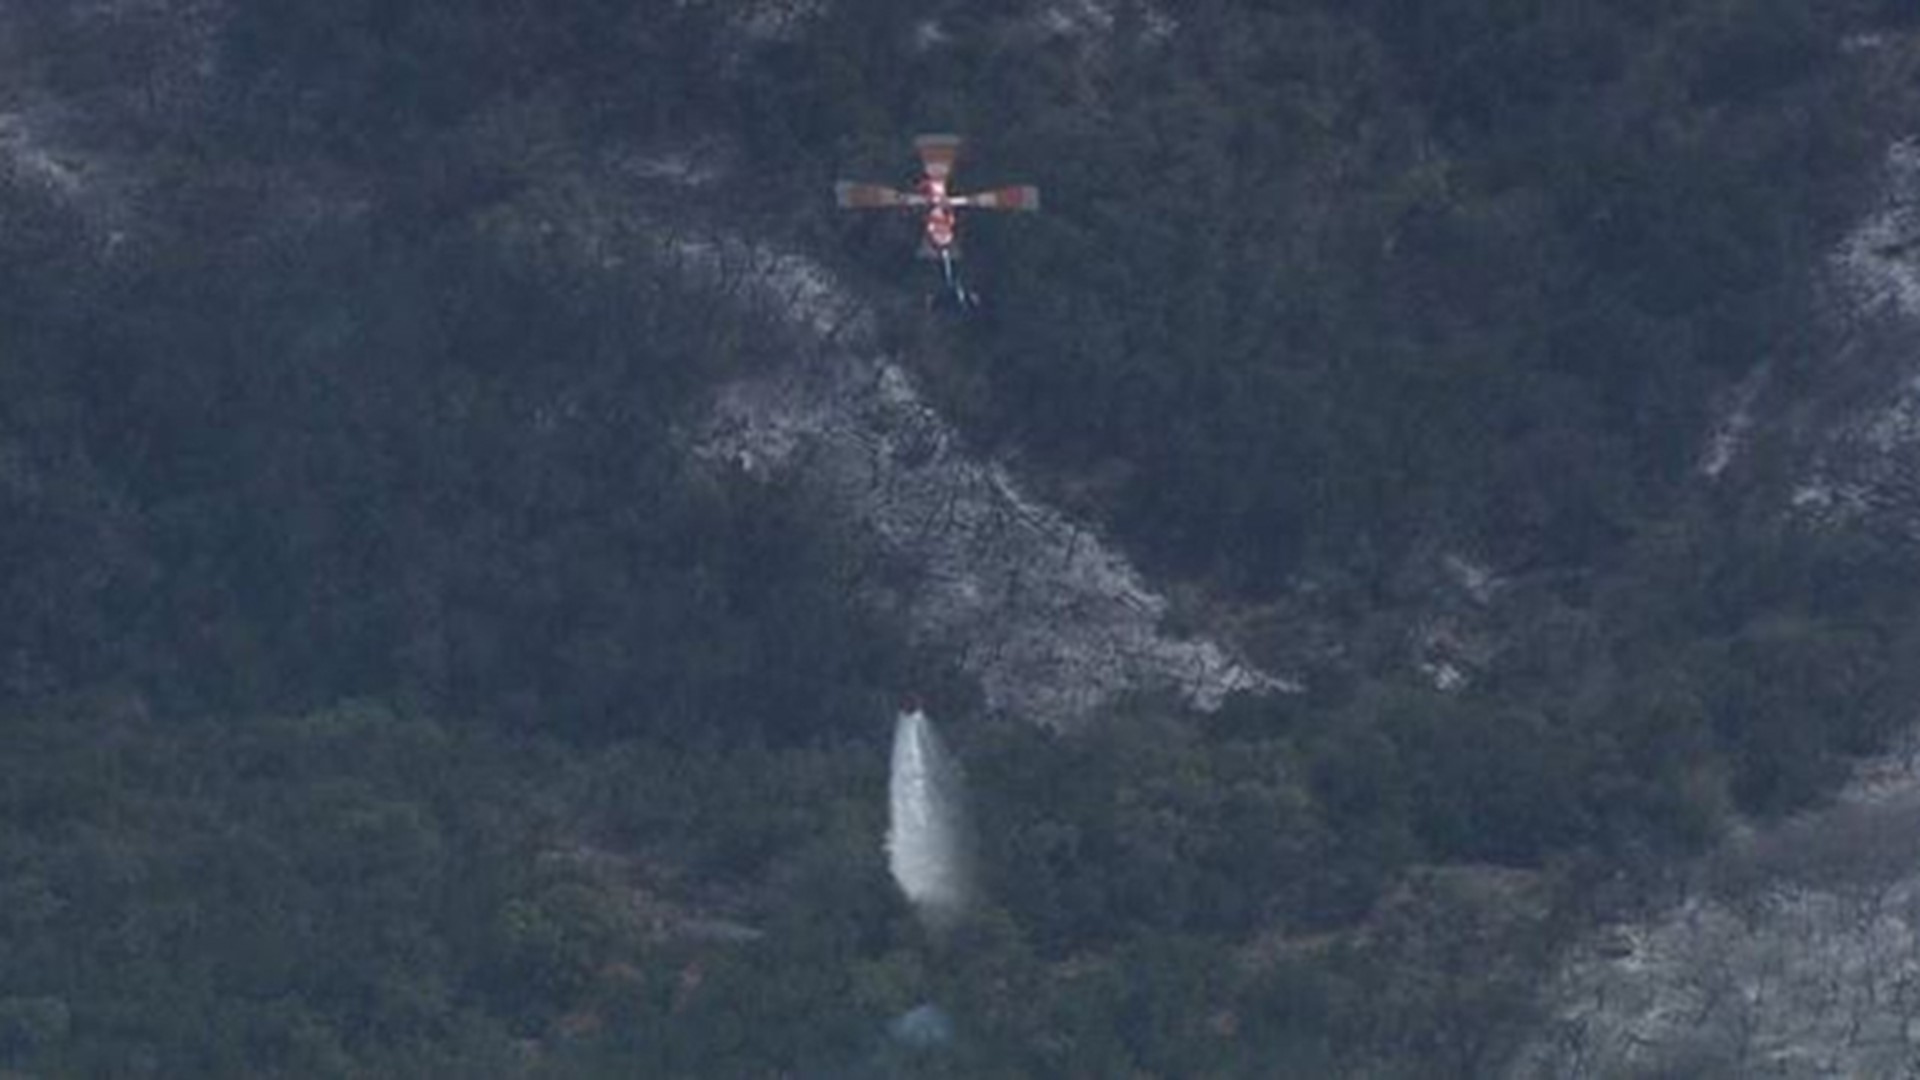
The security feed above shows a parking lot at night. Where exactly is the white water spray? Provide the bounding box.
[886,709,972,928]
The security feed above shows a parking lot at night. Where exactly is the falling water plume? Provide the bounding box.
[886,709,973,929]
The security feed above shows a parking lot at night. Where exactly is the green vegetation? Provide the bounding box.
[4,0,1920,1075]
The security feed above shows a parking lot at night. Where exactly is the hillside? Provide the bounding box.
[4,1,1920,1075]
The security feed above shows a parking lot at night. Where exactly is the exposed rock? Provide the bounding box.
[489,143,1291,729]
[694,256,1289,726]
[1511,126,1920,1080]
[1790,139,1920,536]
[1699,362,1770,480]
[1510,758,1920,1078]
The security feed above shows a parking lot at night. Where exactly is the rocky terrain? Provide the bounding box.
[1511,115,1920,1079]
[12,3,1920,1074]
[1512,736,1920,1077]
[692,252,1286,726]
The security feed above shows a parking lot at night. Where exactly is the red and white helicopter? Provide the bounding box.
[835,134,1039,307]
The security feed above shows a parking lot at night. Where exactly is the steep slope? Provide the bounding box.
[1792,137,1920,533]
[694,257,1285,727]
[12,2,1920,1075]
[1512,737,1920,1078]
[1513,121,1920,1079]
[476,145,1285,729]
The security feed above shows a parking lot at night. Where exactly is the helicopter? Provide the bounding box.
[834,134,1039,308]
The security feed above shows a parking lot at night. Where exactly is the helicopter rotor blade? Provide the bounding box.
[953,185,1040,212]
[835,181,918,209]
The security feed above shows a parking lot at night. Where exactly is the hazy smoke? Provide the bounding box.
[887,709,972,928]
